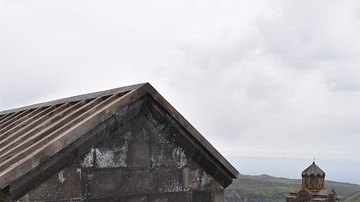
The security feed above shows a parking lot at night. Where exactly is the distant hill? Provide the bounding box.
[342,191,360,202]
[225,174,360,202]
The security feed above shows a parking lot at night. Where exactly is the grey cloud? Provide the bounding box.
[256,1,360,68]
[178,29,260,70]
[324,66,360,92]
[1,0,360,183]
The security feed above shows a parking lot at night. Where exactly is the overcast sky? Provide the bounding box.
[1,1,360,184]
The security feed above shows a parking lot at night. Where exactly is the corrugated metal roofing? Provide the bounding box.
[0,83,239,190]
[0,93,126,164]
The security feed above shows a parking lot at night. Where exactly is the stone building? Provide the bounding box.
[286,162,339,202]
[0,83,239,202]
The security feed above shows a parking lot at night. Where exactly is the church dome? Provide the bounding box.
[302,161,325,177]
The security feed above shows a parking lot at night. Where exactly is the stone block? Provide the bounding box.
[151,143,177,167]
[84,168,127,198]
[87,196,122,202]
[155,168,183,193]
[26,168,82,201]
[212,191,225,202]
[84,168,158,198]
[192,191,211,201]
[200,170,222,191]
[182,167,200,191]
[150,192,192,202]
[128,125,151,168]
[125,195,148,202]
[125,169,156,194]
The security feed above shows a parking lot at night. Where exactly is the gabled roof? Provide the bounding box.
[290,187,336,196]
[302,161,325,177]
[288,187,337,200]
[293,188,319,195]
[316,188,337,196]
[0,83,238,197]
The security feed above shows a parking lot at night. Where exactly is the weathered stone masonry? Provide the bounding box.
[17,96,224,201]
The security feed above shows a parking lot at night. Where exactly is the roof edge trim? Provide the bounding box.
[137,83,239,179]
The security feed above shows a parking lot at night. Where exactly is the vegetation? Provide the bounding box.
[225,174,360,202]
[342,191,360,202]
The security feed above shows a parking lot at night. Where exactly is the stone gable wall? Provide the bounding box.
[18,115,224,202]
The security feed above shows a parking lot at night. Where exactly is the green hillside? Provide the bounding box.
[342,191,360,202]
[225,174,360,202]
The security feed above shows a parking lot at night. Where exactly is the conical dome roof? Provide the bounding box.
[302,161,325,177]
